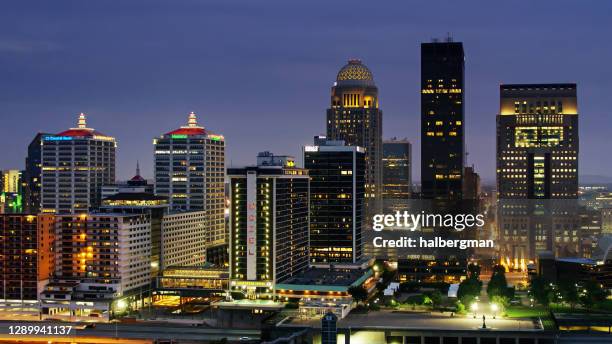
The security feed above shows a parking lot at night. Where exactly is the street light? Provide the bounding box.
[491,303,498,319]
[471,302,478,319]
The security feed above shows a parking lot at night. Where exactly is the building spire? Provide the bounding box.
[136,160,140,176]
[188,112,198,127]
[77,113,87,129]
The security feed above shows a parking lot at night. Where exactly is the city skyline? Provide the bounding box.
[2,1,612,183]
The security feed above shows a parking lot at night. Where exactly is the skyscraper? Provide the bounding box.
[326,59,383,216]
[421,41,465,200]
[25,133,50,214]
[382,138,412,213]
[228,152,309,299]
[41,113,116,214]
[497,84,580,266]
[154,112,226,248]
[304,136,365,264]
[497,84,578,199]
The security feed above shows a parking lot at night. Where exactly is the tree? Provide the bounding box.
[529,277,551,307]
[468,263,481,279]
[425,290,442,309]
[490,295,510,313]
[348,286,368,304]
[580,281,609,310]
[487,265,510,299]
[458,276,482,307]
[558,281,579,309]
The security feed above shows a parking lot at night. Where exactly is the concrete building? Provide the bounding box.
[154,112,226,251]
[41,113,116,214]
[41,213,151,320]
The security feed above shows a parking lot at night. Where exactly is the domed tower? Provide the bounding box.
[326,59,383,218]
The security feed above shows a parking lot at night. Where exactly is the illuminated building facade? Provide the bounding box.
[382,139,412,213]
[161,211,208,269]
[0,214,54,302]
[420,41,465,200]
[41,113,116,214]
[326,59,383,216]
[497,84,578,199]
[25,133,50,214]
[154,112,226,249]
[2,170,22,193]
[497,84,580,266]
[304,136,365,264]
[0,170,24,214]
[41,213,151,319]
[228,152,309,298]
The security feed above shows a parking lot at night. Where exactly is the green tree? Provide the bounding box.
[490,295,509,313]
[529,277,551,307]
[558,281,579,309]
[468,263,481,279]
[458,276,482,307]
[579,281,609,310]
[426,290,442,309]
[487,265,510,299]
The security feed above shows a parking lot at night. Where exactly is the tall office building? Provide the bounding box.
[25,133,50,214]
[41,113,116,214]
[497,84,578,199]
[382,139,412,212]
[497,84,579,266]
[304,136,365,264]
[0,214,54,302]
[326,59,383,216]
[421,41,465,200]
[154,112,226,248]
[228,152,309,299]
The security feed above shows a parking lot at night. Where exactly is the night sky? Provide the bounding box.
[1,1,611,183]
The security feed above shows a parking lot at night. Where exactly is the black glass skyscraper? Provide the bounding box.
[421,41,465,200]
[304,136,365,264]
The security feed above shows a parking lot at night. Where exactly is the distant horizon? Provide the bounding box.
[1,1,611,181]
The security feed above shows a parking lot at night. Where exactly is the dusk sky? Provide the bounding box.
[1,1,611,183]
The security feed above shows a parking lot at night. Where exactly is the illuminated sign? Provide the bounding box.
[44,136,72,141]
[304,146,319,152]
[246,171,257,281]
[171,134,188,139]
[209,135,224,141]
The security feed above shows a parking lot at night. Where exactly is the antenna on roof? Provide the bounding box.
[446,32,453,42]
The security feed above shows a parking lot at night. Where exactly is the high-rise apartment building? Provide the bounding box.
[497,84,580,266]
[41,213,151,319]
[326,59,383,216]
[154,112,226,248]
[0,170,24,214]
[41,114,116,214]
[421,41,465,200]
[304,136,365,264]
[0,214,54,302]
[228,152,309,298]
